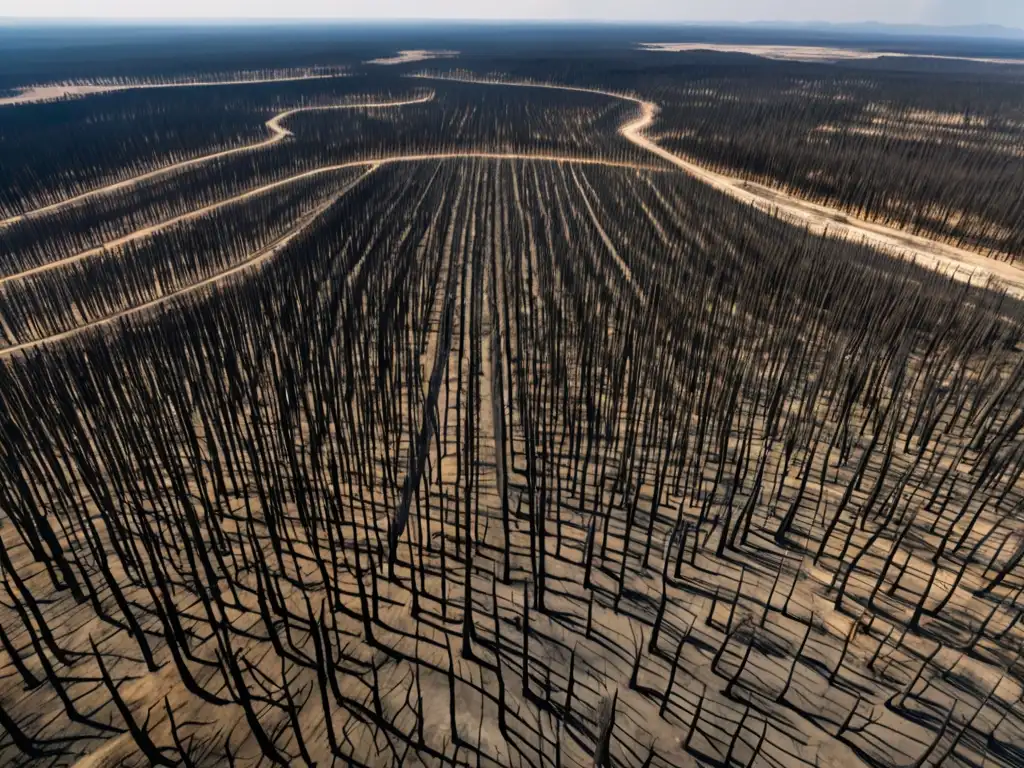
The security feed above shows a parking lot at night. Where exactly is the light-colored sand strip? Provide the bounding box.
[640,42,1024,66]
[0,92,435,229]
[0,166,378,359]
[366,50,459,66]
[0,71,349,107]
[412,74,1024,299]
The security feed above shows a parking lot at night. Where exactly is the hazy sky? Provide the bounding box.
[2,0,1022,27]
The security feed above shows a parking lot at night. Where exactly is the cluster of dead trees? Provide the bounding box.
[442,51,1024,259]
[0,153,1022,768]
[0,75,383,219]
[0,133,369,278]
[0,167,366,349]
[0,81,658,351]
[0,74,649,227]
[649,67,1024,259]
[287,81,649,167]
[43,65,350,89]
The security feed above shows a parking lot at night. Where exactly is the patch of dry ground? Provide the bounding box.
[1,158,1022,768]
[366,50,459,66]
[640,42,1024,66]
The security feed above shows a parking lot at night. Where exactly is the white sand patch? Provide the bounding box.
[640,42,1024,66]
[0,84,123,105]
[366,50,459,66]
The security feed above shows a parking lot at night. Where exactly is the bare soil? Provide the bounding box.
[640,43,1024,66]
[366,50,460,66]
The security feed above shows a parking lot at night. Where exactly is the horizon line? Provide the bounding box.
[0,17,1019,28]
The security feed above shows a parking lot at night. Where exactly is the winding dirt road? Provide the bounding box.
[0,92,435,229]
[8,71,1021,299]
[0,164,373,288]
[410,74,1024,299]
[4,70,1023,357]
[0,153,673,356]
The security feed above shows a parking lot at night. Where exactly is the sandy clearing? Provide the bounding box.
[0,92,435,230]
[0,71,350,107]
[366,50,459,66]
[640,42,1024,66]
[413,74,1024,299]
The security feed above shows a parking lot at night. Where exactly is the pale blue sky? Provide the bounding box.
[1,0,1021,27]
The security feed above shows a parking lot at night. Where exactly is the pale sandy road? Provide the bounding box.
[375,152,664,171]
[0,92,435,229]
[9,71,1022,354]
[412,74,1024,299]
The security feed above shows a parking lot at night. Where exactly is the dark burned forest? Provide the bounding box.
[1,27,1024,768]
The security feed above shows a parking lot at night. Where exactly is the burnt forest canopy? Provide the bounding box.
[0,20,1023,768]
